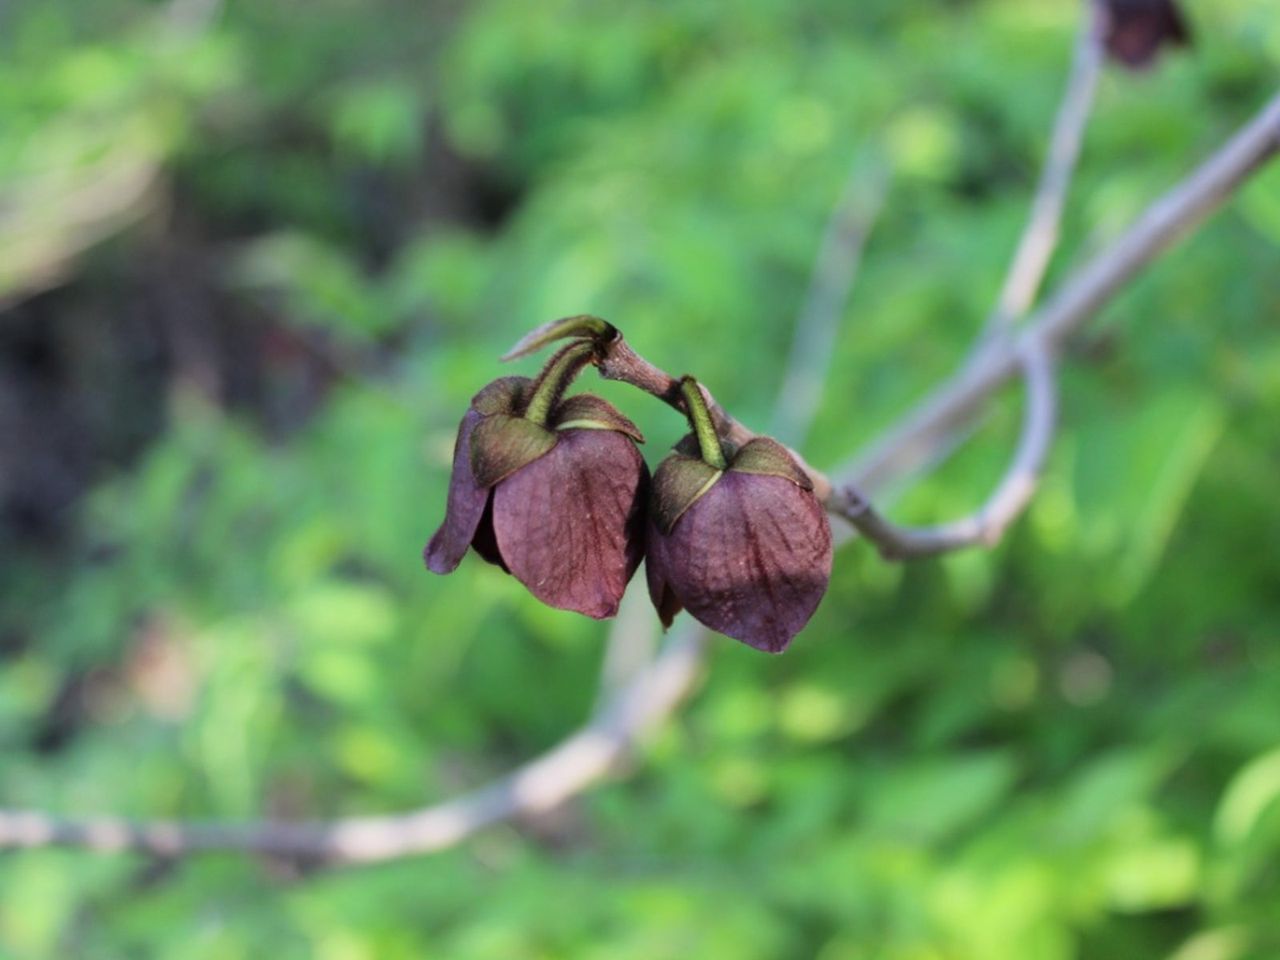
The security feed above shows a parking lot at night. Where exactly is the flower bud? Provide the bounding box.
[424,350,649,619]
[645,393,832,652]
[1100,0,1190,69]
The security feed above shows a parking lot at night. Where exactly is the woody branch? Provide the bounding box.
[1,34,1278,863]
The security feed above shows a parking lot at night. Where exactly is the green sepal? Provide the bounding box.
[552,394,645,443]
[674,432,737,461]
[469,414,557,488]
[501,315,617,362]
[729,437,812,490]
[471,377,533,417]
[651,454,722,534]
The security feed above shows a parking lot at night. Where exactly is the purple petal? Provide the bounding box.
[469,494,508,571]
[660,472,832,653]
[492,429,648,619]
[424,409,490,574]
[643,522,684,630]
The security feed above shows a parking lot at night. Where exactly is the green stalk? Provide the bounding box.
[680,377,727,469]
[523,341,596,425]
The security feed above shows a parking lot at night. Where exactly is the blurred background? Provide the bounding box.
[2,0,1279,957]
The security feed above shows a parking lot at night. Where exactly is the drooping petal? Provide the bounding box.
[469,493,508,571]
[660,472,832,653]
[424,376,531,575]
[492,429,648,619]
[424,409,490,574]
[643,521,684,629]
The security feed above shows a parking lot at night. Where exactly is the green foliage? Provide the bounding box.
[2,0,1280,957]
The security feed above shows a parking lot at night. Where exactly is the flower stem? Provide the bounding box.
[524,341,596,425]
[680,377,728,469]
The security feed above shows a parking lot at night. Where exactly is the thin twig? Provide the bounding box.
[844,88,1280,496]
[984,12,1104,337]
[0,627,706,863]
[826,13,1099,551]
[590,330,835,501]
[772,159,888,447]
[833,336,1056,557]
[166,0,225,36]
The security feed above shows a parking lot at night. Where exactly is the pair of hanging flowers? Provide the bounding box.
[424,2,1195,652]
[425,319,833,654]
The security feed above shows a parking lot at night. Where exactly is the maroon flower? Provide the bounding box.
[644,380,832,653]
[1100,0,1191,69]
[424,344,649,619]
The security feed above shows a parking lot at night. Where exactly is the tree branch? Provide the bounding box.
[984,12,1103,337]
[771,158,888,447]
[2,63,1277,866]
[844,87,1280,497]
[0,627,706,863]
[829,15,1099,552]
[832,336,1057,557]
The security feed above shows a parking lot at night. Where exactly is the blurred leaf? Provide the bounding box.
[1076,390,1226,603]
[326,80,425,166]
[1215,749,1280,848]
[864,752,1018,843]
[231,232,390,339]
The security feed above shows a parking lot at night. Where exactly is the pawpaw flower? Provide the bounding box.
[644,378,832,653]
[1100,0,1190,69]
[424,342,648,619]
